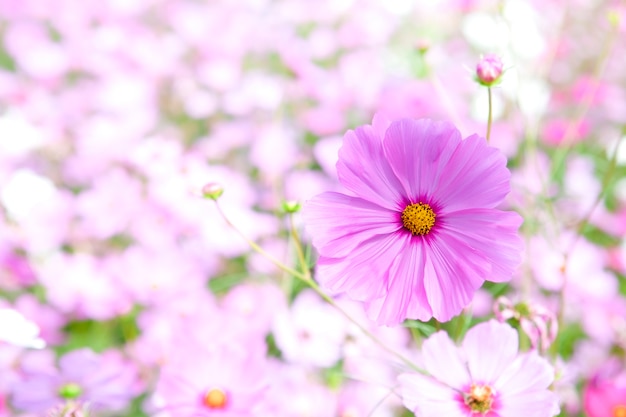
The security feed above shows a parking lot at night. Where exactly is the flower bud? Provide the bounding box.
[475,54,504,86]
[415,39,430,55]
[282,200,301,214]
[202,182,224,200]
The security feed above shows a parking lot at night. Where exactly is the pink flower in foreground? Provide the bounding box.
[399,320,560,417]
[303,115,522,325]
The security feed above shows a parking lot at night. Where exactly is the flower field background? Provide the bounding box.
[1,0,625,416]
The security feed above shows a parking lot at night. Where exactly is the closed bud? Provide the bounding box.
[415,39,430,55]
[282,200,301,214]
[202,182,224,200]
[475,54,504,86]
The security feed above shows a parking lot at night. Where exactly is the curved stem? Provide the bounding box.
[555,130,625,333]
[547,14,620,186]
[213,201,306,280]
[285,214,425,373]
[307,277,426,373]
[216,202,427,374]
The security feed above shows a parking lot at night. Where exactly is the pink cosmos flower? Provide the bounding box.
[153,344,269,417]
[11,348,139,413]
[303,115,523,325]
[398,320,560,417]
[583,360,626,417]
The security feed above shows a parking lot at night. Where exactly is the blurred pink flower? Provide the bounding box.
[337,380,399,417]
[304,114,523,325]
[11,348,140,413]
[154,345,269,417]
[12,295,65,345]
[36,253,132,320]
[584,361,626,417]
[0,245,36,290]
[272,290,347,368]
[541,118,590,146]
[398,320,560,417]
[262,361,337,417]
[494,296,558,353]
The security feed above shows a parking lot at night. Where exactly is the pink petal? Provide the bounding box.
[336,124,406,210]
[437,209,523,283]
[462,320,519,385]
[421,330,471,389]
[434,134,511,211]
[365,235,432,324]
[494,352,555,395]
[382,119,461,202]
[497,389,560,417]
[398,373,466,417]
[423,233,488,321]
[315,230,407,301]
[371,112,393,139]
[303,192,400,258]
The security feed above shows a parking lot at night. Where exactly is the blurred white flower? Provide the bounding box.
[0,308,45,349]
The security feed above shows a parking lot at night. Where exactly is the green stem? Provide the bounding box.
[288,213,312,282]
[285,213,425,373]
[548,17,619,185]
[486,86,493,143]
[216,202,427,374]
[554,129,625,337]
[213,201,305,280]
[306,276,426,374]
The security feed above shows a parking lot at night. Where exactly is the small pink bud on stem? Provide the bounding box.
[475,54,504,86]
[415,39,430,55]
[202,182,224,200]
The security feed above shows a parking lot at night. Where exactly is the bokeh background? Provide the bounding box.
[1,0,626,416]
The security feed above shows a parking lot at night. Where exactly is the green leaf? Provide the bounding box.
[402,320,437,337]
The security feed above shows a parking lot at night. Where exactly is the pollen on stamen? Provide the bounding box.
[203,388,228,409]
[401,202,436,236]
[465,383,495,413]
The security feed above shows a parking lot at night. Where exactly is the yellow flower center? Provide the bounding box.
[614,405,626,417]
[203,388,228,409]
[401,202,436,235]
[465,384,495,413]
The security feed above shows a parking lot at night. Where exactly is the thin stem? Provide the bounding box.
[568,131,624,251]
[214,200,427,374]
[305,278,426,374]
[286,217,425,373]
[213,201,305,280]
[288,213,312,282]
[555,130,625,332]
[547,14,620,188]
[486,86,493,142]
